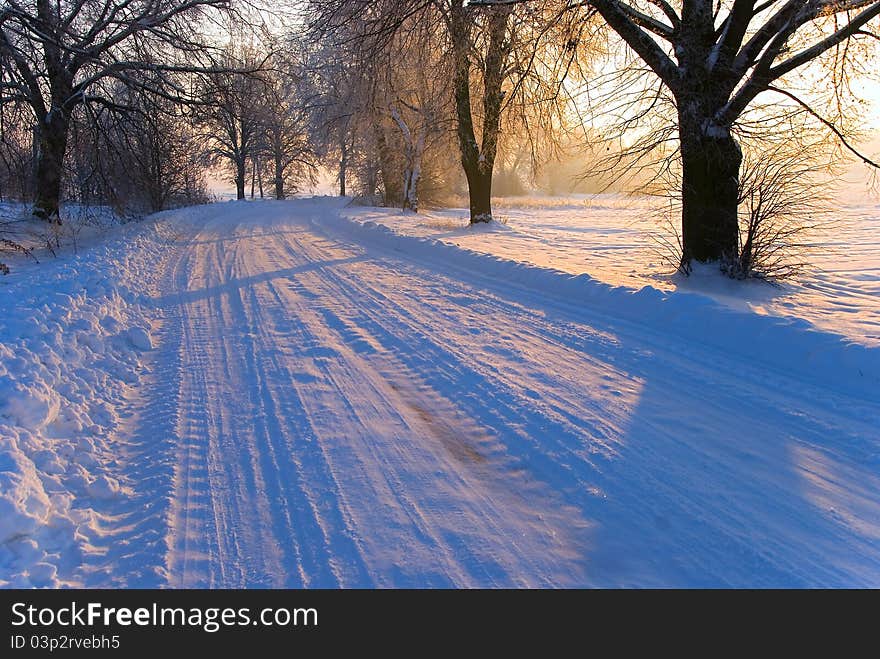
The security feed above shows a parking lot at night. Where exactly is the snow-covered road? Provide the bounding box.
[156,203,595,587]
[3,198,878,587]
[116,200,878,587]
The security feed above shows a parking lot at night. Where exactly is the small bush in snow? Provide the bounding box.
[731,146,832,281]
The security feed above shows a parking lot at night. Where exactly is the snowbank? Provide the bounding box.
[319,210,879,401]
[0,216,165,587]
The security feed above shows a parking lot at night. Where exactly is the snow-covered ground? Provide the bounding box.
[1,197,879,587]
[0,212,171,586]
[346,194,880,346]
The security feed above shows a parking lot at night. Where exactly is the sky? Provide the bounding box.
[861,81,880,130]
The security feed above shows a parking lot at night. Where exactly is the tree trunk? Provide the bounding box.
[402,166,420,212]
[275,154,284,200]
[235,157,246,200]
[33,110,70,224]
[339,140,348,197]
[449,0,510,225]
[464,168,492,223]
[392,107,426,214]
[679,123,742,269]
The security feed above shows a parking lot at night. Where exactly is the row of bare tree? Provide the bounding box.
[1,76,210,216]
[306,0,878,276]
[0,2,319,216]
[2,0,878,277]
[305,1,587,213]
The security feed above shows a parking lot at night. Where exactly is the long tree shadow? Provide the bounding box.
[151,255,365,309]
[299,239,880,586]
[590,367,880,587]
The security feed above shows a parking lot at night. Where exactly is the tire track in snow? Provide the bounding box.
[254,221,593,586]
[250,238,511,585]
[142,201,880,587]
[299,210,880,586]
[231,240,357,586]
[165,231,239,587]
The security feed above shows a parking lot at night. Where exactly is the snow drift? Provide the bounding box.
[0,219,164,586]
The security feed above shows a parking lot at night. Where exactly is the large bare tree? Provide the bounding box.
[311,0,589,223]
[447,0,514,222]
[482,0,880,271]
[0,0,231,222]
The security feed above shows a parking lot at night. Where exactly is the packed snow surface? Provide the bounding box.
[1,197,878,587]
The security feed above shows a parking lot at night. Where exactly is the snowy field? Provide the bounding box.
[347,193,880,346]
[1,196,879,588]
